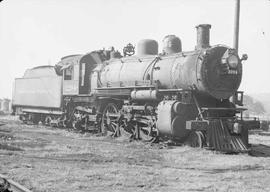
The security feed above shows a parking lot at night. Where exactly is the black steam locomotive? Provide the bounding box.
[12,24,253,152]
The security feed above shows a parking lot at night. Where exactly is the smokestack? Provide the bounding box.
[233,0,240,52]
[195,24,211,50]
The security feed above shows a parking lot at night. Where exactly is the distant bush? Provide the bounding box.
[243,95,266,115]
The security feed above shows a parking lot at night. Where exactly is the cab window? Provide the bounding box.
[64,66,73,80]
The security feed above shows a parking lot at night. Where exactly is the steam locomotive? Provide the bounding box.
[12,24,252,152]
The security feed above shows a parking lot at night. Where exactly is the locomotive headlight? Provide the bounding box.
[227,55,239,69]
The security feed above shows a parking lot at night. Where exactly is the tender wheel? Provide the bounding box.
[101,103,120,137]
[58,116,67,128]
[27,113,40,125]
[19,114,27,124]
[32,114,41,124]
[189,131,205,148]
[44,116,52,126]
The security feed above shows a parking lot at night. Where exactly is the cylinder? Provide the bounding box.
[195,24,211,50]
[156,100,196,142]
[137,39,158,56]
[172,101,182,114]
[162,35,182,54]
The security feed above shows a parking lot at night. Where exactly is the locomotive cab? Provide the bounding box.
[78,52,104,94]
[60,55,81,95]
[60,52,105,96]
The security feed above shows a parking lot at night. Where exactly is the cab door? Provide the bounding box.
[78,52,104,95]
[79,62,90,94]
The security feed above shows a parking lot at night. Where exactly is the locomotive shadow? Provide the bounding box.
[249,144,270,157]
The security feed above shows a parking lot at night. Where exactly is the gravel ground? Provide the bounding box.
[0,115,270,192]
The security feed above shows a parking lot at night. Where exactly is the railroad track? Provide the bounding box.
[0,121,6,127]
[0,174,32,192]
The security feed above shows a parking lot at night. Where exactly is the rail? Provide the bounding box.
[0,174,32,192]
[0,121,6,126]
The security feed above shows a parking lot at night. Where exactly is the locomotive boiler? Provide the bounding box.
[100,25,241,100]
[12,24,252,153]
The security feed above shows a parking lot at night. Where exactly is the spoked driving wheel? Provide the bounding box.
[101,103,121,137]
[188,131,205,148]
[123,120,156,142]
[140,126,155,142]
[44,116,52,126]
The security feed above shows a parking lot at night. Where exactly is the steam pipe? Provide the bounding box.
[233,0,240,52]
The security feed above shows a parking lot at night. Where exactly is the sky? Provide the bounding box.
[0,0,269,99]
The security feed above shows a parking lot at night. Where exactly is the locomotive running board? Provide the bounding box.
[207,120,249,153]
[22,108,63,115]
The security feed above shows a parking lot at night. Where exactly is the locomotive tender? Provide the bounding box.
[12,24,251,152]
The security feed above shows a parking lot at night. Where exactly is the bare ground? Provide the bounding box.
[0,115,270,192]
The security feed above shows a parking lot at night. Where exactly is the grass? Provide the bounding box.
[0,115,270,192]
